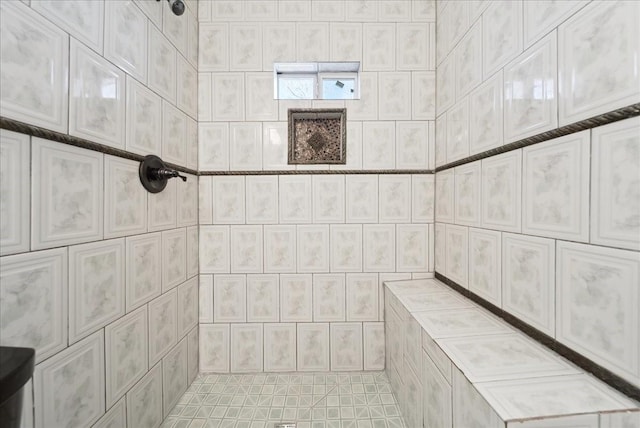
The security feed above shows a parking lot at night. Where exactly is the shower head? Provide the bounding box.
[157,0,185,16]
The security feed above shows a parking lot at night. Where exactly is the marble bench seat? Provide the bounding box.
[384,278,640,428]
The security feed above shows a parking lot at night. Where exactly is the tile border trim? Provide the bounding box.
[0,116,198,175]
[434,271,640,402]
[0,117,434,176]
[435,103,640,172]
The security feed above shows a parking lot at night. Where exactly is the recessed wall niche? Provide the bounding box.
[288,108,347,165]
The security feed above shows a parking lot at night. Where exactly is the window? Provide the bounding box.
[274,62,360,100]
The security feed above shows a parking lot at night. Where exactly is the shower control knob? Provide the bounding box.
[138,155,187,193]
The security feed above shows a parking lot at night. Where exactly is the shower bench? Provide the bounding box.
[383,278,640,428]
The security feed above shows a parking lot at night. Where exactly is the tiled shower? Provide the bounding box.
[0,1,638,428]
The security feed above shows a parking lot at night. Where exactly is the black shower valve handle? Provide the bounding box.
[154,168,188,182]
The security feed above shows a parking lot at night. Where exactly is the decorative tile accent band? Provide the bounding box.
[435,103,640,172]
[0,116,198,176]
[200,169,434,175]
[434,271,640,402]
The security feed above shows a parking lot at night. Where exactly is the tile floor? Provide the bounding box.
[161,371,407,428]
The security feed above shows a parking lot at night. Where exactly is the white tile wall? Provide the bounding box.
[435,0,640,392]
[0,2,199,427]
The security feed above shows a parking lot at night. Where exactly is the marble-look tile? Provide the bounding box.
[125,76,162,156]
[556,241,640,387]
[380,0,411,21]
[104,156,147,239]
[363,322,385,370]
[212,0,244,21]
[31,0,103,53]
[198,72,212,122]
[69,39,125,148]
[436,54,455,114]
[246,274,279,322]
[162,339,188,417]
[93,397,126,428]
[125,233,162,312]
[212,176,245,224]
[0,130,29,255]
[456,19,482,99]
[263,225,296,273]
[330,23,362,62]
[363,24,395,71]
[346,0,378,22]
[186,8,198,67]
[600,411,640,428]
[412,174,435,223]
[435,169,454,223]
[213,275,246,323]
[104,0,147,82]
[454,161,481,227]
[346,175,378,224]
[229,122,262,170]
[447,0,468,48]
[398,291,473,313]
[126,362,163,428]
[347,273,379,321]
[264,323,296,372]
[263,23,295,70]
[187,326,198,384]
[446,98,470,163]
[523,0,589,48]
[435,113,447,167]
[379,175,411,223]
[135,0,163,26]
[105,306,148,407]
[415,307,512,339]
[199,122,229,171]
[502,233,555,336]
[435,2,450,64]
[413,0,436,22]
[362,122,396,169]
[440,333,579,383]
[231,324,263,373]
[445,224,468,288]
[330,225,362,272]
[397,23,429,70]
[476,374,638,421]
[280,274,313,322]
[185,226,198,279]
[245,176,278,224]
[262,122,292,171]
[423,351,452,428]
[404,313,423,375]
[297,225,329,273]
[468,228,502,307]
[177,277,198,338]
[482,0,523,79]
[199,177,213,226]
[522,131,590,242]
[230,225,263,273]
[163,0,188,54]
[199,23,228,71]
[422,331,453,384]
[34,331,104,428]
[469,70,504,155]
[396,121,428,170]
[481,150,522,233]
[434,223,446,274]
[297,22,329,62]
[313,274,346,322]
[148,288,177,366]
[313,176,345,223]
[148,25,177,103]
[177,56,197,119]
[312,0,344,21]
[162,102,187,167]
[0,248,67,363]
[245,72,278,121]
[452,368,504,428]
[402,362,423,428]
[412,72,436,121]
[0,1,69,133]
[396,225,429,272]
[68,239,124,343]
[297,323,330,371]
[330,323,363,371]
[279,175,312,224]
[558,1,640,125]
[161,228,186,292]
[363,225,395,272]
[199,324,230,372]
[229,23,262,70]
[346,73,378,121]
[504,31,558,143]
[199,275,213,323]
[177,173,198,228]
[591,117,640,250]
